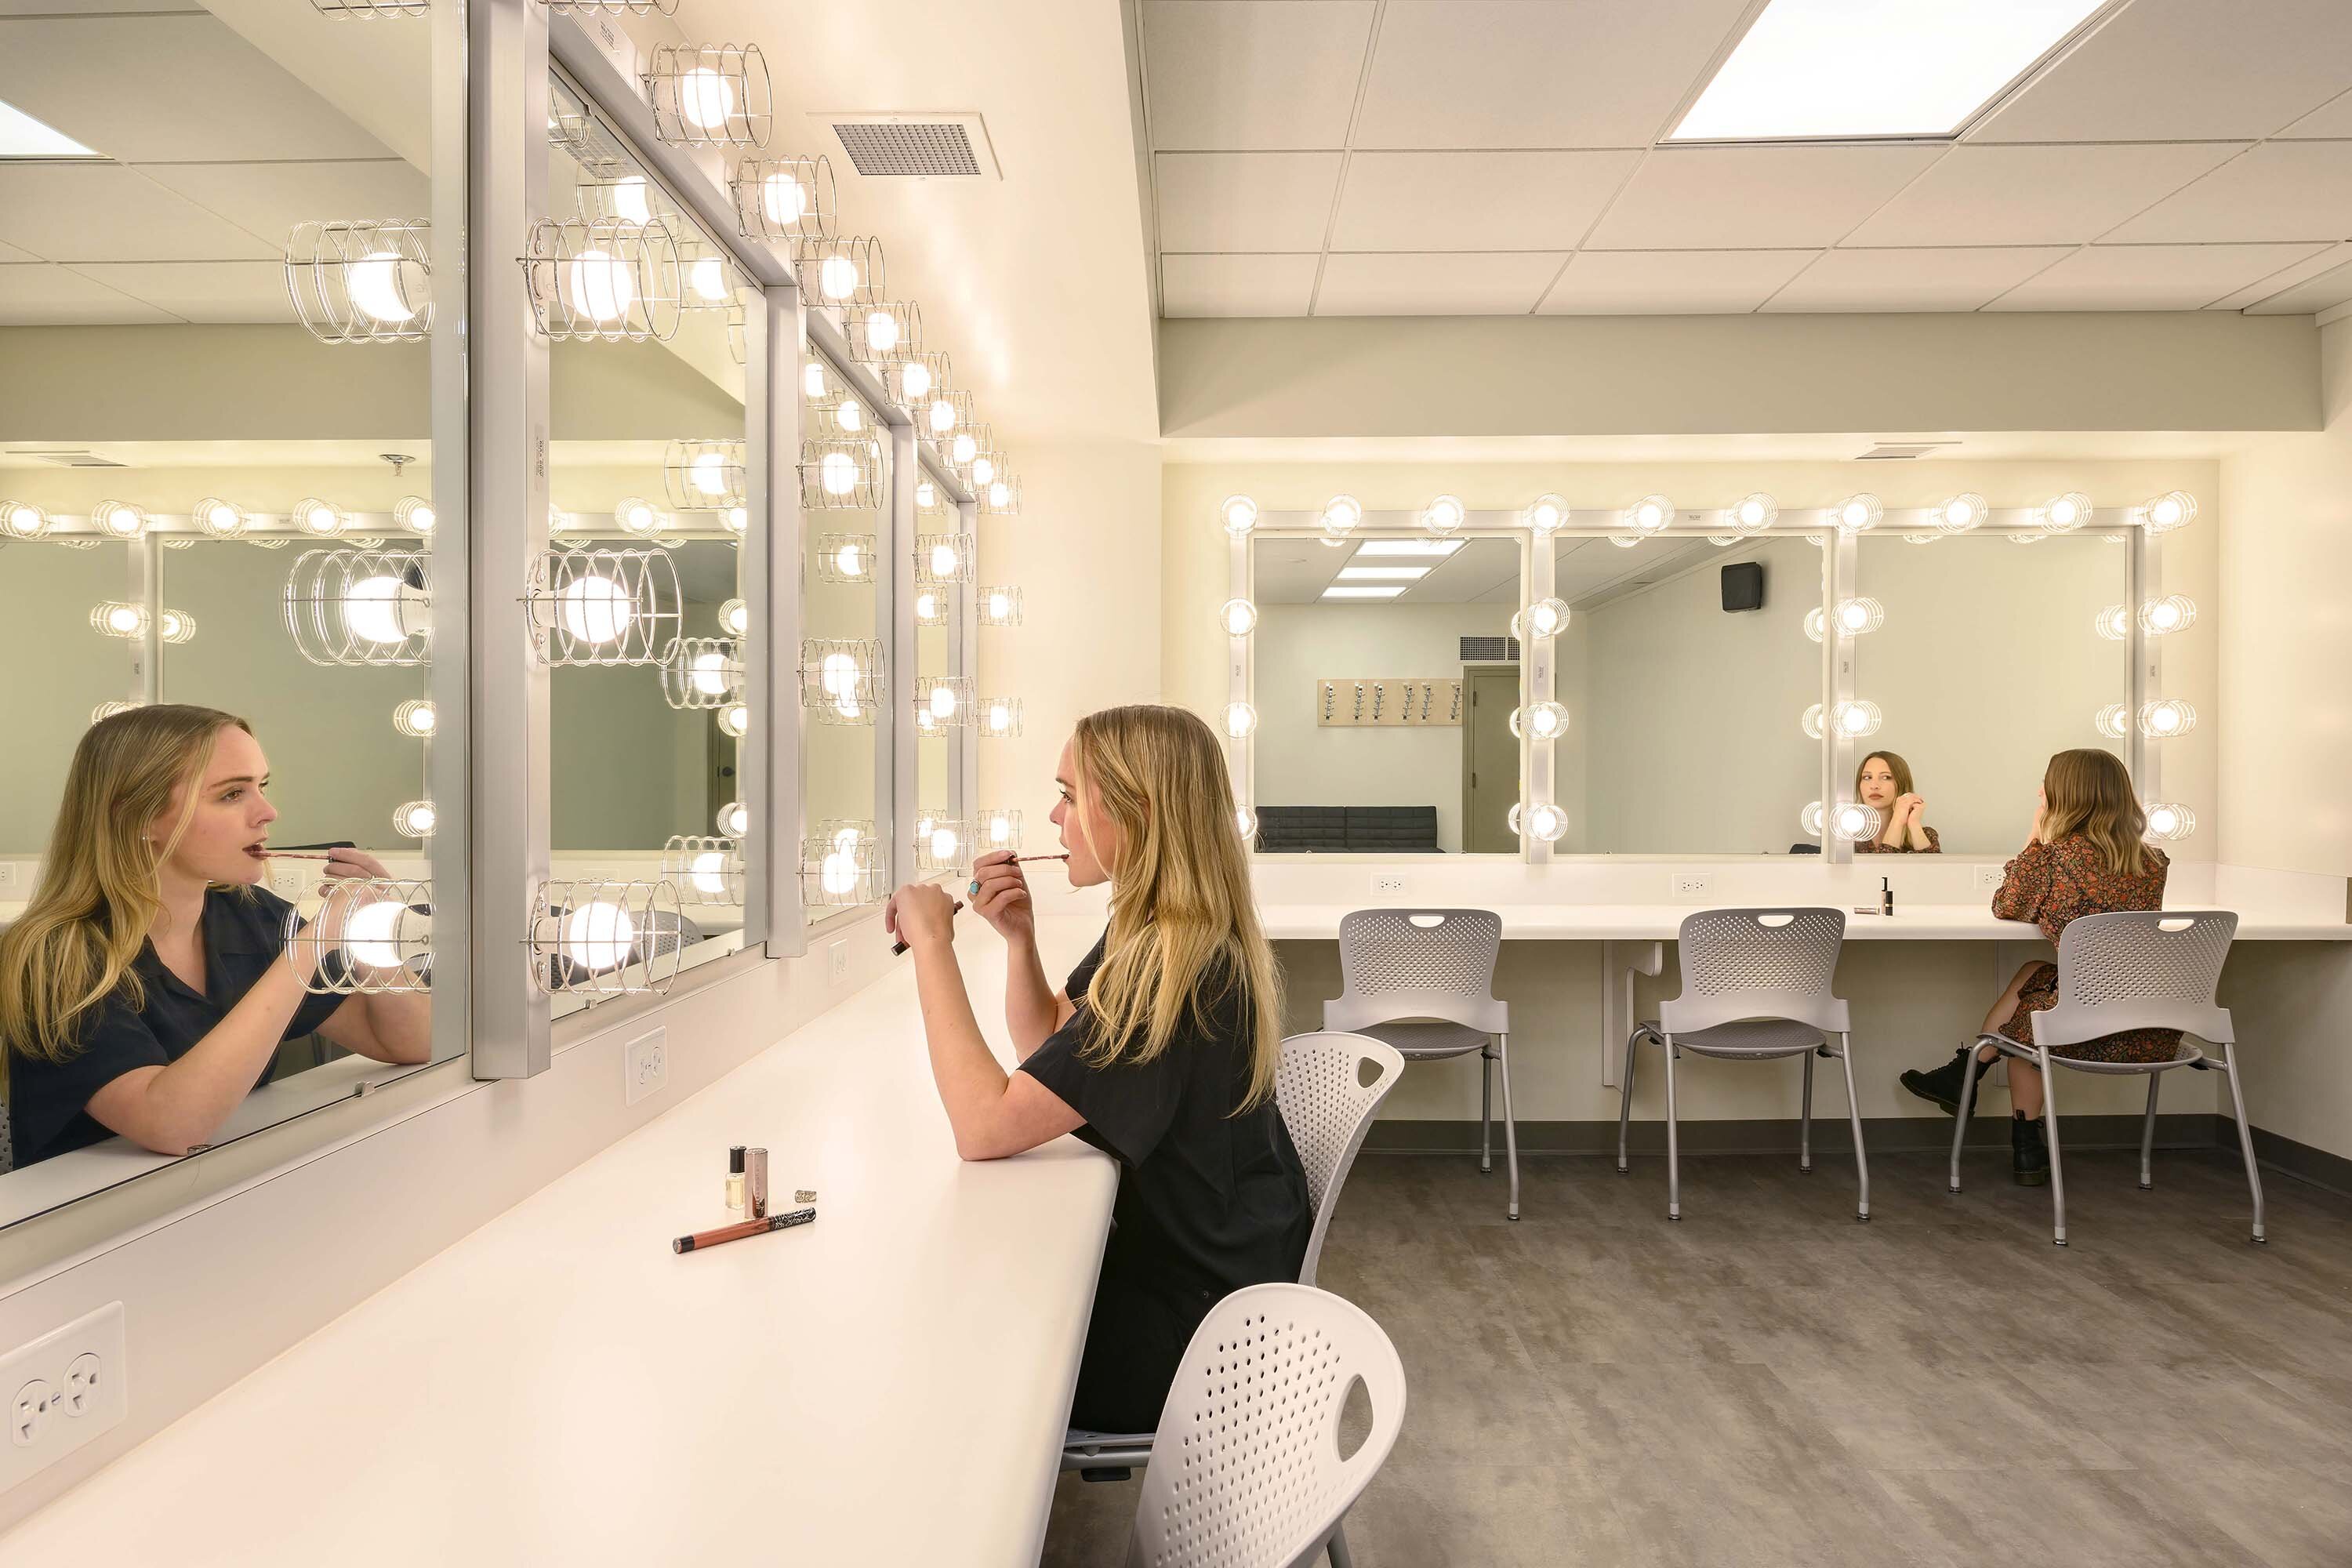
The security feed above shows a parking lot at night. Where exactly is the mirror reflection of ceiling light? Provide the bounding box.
[1320,586,1406,601]
[0,97,98,158]
[1352,539,1461,558]
[1335,566,1430,581]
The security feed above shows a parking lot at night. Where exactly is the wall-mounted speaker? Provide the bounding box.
[1721,561,1764,613]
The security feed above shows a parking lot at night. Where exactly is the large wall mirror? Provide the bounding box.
[0,0,462,1214]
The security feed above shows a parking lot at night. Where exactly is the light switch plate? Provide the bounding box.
[0,1301,127,1494]
[624,1028,667,1106]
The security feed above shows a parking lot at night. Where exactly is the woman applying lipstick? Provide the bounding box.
[1850,750,1940,854]
[1,705,431,1168]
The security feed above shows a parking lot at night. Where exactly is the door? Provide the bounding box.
[1463,665,1520,853]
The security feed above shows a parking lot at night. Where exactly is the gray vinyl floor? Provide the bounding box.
[1040,1145,2352,1568]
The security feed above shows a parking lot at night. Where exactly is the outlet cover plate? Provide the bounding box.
[0,1301,126,1493]
[0,862,17,888]
[828,940,849,985]
[1370,872,1408,897]
[1975,863,2005,891]
[624,1028,667,1106]
[1671,872,1713,900]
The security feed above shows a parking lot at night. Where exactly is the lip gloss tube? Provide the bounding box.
[746,1147,768,1219]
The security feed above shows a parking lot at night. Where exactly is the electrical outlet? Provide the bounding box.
[0,1301,127,1491]
[270,866,303,896]
[828,940,849,985]
[1671,872,1713,900]
[623,1027,667,1106]
[0,862,19,889]
[1975,863,2005,891]
[1370,872,1408,897]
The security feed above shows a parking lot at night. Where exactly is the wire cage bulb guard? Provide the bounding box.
[717,799,750,837]
[851,300,922,366]
[978,585,1023,627]
[91,699,145,724]
[1831,493,1882,535]
[662,438,747,511]
[2138,490,2198,534]
[1524,597,1570,639]
[530,879,687,998]
[803,824,887,907]
[914,675,975,728]
[543,0,681,16]
[980,474,1022,517]
[1729,492,1777,535]
[307,0,427,18]
[793,234,885,308]
[816,532,878,585]
[1421,494,1465,535]
[1224,701,1258,739]
[913,478,953,516]
[978,695,1022,739]
[2093,604,2131,641]
[193,497,250,539]
[92,500,148,539]
[895,350,949,409]
[1800,800,1826,837]
[1508,800,1568,843]
[1,500,53,539]
[979,808,1022,853]
[2143,801,2197,841]
[393,496,435,536]
[1623,494,1674,535]
[2036,491,2093,535]
[285,220,432,343]
[2093,703,2131,740]
[1831,699,1883,739]
[808,394,870,438]
[2139,699,2196,739]
[661,636,744,710]
[393,698,437,737]
[1800,702,1828,741]
[291,497,350,537]
[1803,607,1828,643]
[642,42,771,149]
[1833,596,1885,636]
[1236,805,1257,841]
[1523,493,1569,535]
[800,437,887,510]
[731,153,835,242]
[915,815,974,874]
[916,532,975,585]
[392,799,437,838]
[1706,534,1741,548]
[718,596,750,636]
[525,546,682,667]
[802,359,829,401]
[1829,800,1883,843]
[716,700,751,738]
[523,217,683,343]
[912,587,950,627]
[156,608,197,645]
[1219,597,1258,637]
[930,388,976,445]
[91,601,149,639]
[2138,594,2198,636]
[802,637,886,725]
[676,242,739,312]
[282,879,433,997]
[284,547,434,667]
[1507,702,1569,742]
[663,834,746,906]
[1319,495,1361,539]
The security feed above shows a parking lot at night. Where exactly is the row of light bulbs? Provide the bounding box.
[1804,795,2196,846]
[2,499,435,542]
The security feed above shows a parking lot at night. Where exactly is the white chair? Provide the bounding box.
[1619,906,1866,1223]
[1064,1031,1406,1523]
[1123,1283,1407,1568]
[1326,908,1518,1220]
[1951,909,2262,1248]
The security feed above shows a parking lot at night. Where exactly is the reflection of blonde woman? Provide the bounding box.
[1852,750,1939,853]
[887,704,1308,1434]
[2,706,430,1169]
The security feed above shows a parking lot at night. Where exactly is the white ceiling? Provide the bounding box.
[1142,0,2352,318]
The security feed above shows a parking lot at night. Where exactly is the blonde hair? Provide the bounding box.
[1066,704,1284,1113]
[0,705,249,1091]
[2040,748,2149,878]
[1855,751,1914,800]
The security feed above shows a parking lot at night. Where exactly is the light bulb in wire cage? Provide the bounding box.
[1829,800,1882,843]
[717,800,750,837]
[1219,597,1258,637]
[562,901,636,973]
[1623,495,1672,535]
[194,498,249,538]
[717,702,750,738]
[157,608,197,644]
[1800,800,1826,837]
[1730,492,1777,535]
[1523,493,1568,535]
[2138,491,2197,534]
[950,429,979,466]
[1833,494,1882,535]
[1223,701,1258,739]
[1319,495,1361,539]
[2144,801,2197,841]
[2035,491,2092,534]
[982,809,1022,851]
[2139,699,2195,739]
[2092,604,2130,641]
[557,572,637,646]
[981,697,1022,738]
[1803,608,1828,644]
[2138,594,2197,635]
[91,699,144,724]
[1236,805,1257,841]
[340,897,412,973]
[1508,800,1567,843]
[393,699,437,738]
[2,500,53,539]
[2093,703,2130,739]
[913,589,949,626]
[1508,702,1569,742]
[394,496,435,536]
[1524,597,1569,639]
[1800,702,1827,741]
[724,506,748,535]
[392,800,437,838]
[93,501,148,539]
[719,597,750,637]
[1936,492,1987,534]
[979,586,1022,627]
[615,496,663,537]
[968,451,997,488]
[1831,699,1882,739]
[561,247,638,325]
[801,361,827,401]
[292,498,347,537]
[1422,494,1465,535]
[91,601,148,639]
[1833,597,1884,636]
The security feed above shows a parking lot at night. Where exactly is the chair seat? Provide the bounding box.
[1352,1018,1492,1058]
[1639,1018,1824,1057]
[1974,1033,2206,1074]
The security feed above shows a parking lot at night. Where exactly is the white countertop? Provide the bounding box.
[1258,901,2351,942]
[0,924,1120,1566]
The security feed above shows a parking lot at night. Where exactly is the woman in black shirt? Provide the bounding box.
[2,705,432,1167]
[887,703,1308,1433]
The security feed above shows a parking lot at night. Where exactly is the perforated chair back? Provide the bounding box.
[1658,906,1851,1036]
[1127,1283,1406,1568]
[2038,910,2236,1048]
[1326,908,1508,1036]
[1276,1031,1406,1288]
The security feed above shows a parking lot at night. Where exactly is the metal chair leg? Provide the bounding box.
[1663,1036,1682,1221]
[1798,1047,1816,1174]
[2139,1072,2161,1190]
[2040,1047,2067,1247]
[1617,1029,1640,1174]
[1838,1034,1869,1221]
[2219,1041,2267,1243]
[1479,1042,1494,1175]
[1497,1033,1520,1221]
[1950,1040,1981,1195]
[1327,1520,1356,1568]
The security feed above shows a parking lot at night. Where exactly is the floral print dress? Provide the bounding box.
[1857,825,1940,854]
[1991,833,2180,1064]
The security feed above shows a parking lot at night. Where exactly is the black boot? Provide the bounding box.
[2012,1112,2049,1187]
[1900,1047,1994,1116]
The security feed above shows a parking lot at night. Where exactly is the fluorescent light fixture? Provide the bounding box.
[1320,586,1406,601]
[1668,0,2107,143]
[0,99,98,158]
[1352,539,1463,558]
[1337,565,1432,581]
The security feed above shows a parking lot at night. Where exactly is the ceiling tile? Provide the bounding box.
[1141,1,1376,151]
[0,164,277,262]
[2278,89,2352,139]
[1313,251,1563,316]
[1843,143,2243,248]
[1352,0,1755,150]
[1986,243,2328,310]
[0,263,176,324]
[2103,141,2352,245]
[2221,243,2352,313]
[2244,258,2352,315]
[0,238,39,263]
[133,160,430,250]
[1537,249,1816,314]
[0,15,396,164]
[1155,151,1343,252]
[1329,150,1640,252]
[1583,146,1944,251]
[1973,0,2352,142]
[67,260,291,323]
[1160,253,1319,318]
[1762,247,2074,312]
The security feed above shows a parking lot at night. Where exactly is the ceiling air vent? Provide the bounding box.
[820,112,1000,180]
[1461,636,1519,662]
[1856,441,1960,461]
[8,448,125,468]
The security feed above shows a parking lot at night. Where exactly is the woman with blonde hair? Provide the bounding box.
[1899,748,2172,1185]
[2,705,431,1168]
[1851,750,1940,853]
[887,703,1307,1433]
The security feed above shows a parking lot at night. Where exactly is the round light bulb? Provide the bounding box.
[820,851,858,897]
[1835,596,1883,634]
[718,703,749,738]
[1523,702,1568,740]
[1835,494,1883,535]
[930,826,960,861]
[820,452,859,495]
[914,590,942,622]
[951,431,978,465]
[1801,801,1826,837]
[562,248,636,325]
[678,67,735,132]
[762,172,808,227]
[394,699,437,737]
[1220,597,1258,636]
[105,604,143,635]
[1236,807,1257,839]
[198,499,244,536]
[2145,802,2196,841]
[719,597,748,636]
[718,801,749,837]
[2139,594,2197,635]
[1526,494,1567,534]
[1733,492,1777,532]
[688,850,729,897]
[2041,492,2089,532]
[689,649,730,696]
[865,309,899,354]
[344,574,423,645]
[561,901,635,972]
[988,480,1013,510]
[689,452,730,498]
[929,541,960,575]
[1526,598,1569,638]
[1224,702,1258,739]
[987,702,1014,734]
[1424,495,1465,534]
[2093,604,2129,641]
[900,361,933,401]
[2,502,50,539]
[1940,493,1986,533]
[2143,491,2197,533]
[1800,703,1827,741]
[929,397,956,434]
[558,573,635,646]
[819,254,858,301]
[1524,803,1566,843]
[987,590,1013,621]
[1834,699,1882,738]
[1627,495,1671,533]
[802,362,827,400]
[688,256,728,303]
[970,453,996,487]
[927,684,960,720]
[820,652,858,697]
[95,503,147,538]
[347,249,422,325]
[1831,802,1881,843]
[988,815,1014,845]
[1804,608,1828,644]
[831,397,864,434]
[833,540,866,577]
[724,506,747,535]
[2140,699,2195,738]
[394,800,436,837]
[343,899,407,970]
[1321,495,1361,536]
[2094,703,2130,739]
[608,176,652,225]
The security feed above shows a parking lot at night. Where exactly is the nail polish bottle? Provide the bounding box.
[725,1145,747,1218]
